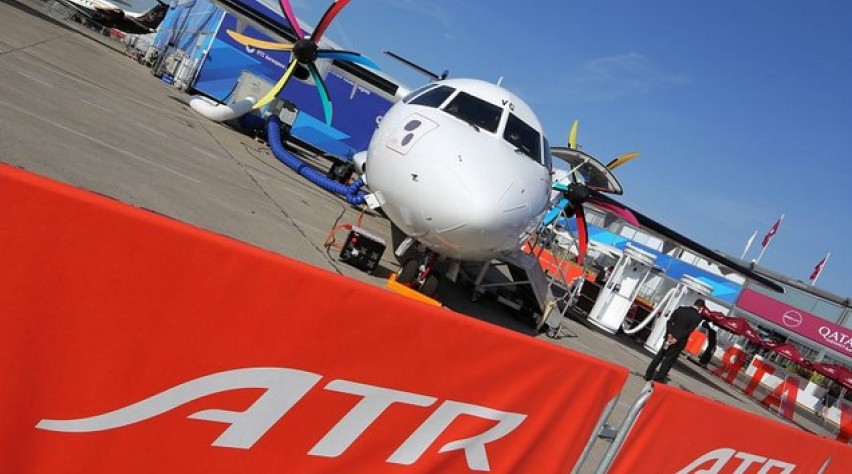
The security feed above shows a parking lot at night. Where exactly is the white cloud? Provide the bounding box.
[542,53,688,103]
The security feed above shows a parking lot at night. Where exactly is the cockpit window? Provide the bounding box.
[542,136,553,170]
[408,85,455,108]
[402,84,438,103]
[442,91,502,133]
[503,113,542,163]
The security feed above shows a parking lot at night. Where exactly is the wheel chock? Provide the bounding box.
[386,273,443,307]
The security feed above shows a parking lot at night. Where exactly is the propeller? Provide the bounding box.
[552,120,636,264]
[225,0,380,125]
[551,125,783,292]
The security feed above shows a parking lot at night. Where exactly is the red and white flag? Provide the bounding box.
[809,252,830,283]
[761,215,784,248]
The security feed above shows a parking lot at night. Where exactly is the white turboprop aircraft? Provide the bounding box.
[354,78,554,295]
[57,0,168,34]
[204,0,555,297]
[204,0,785,299]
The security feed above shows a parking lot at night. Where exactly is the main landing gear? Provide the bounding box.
[396,250,440,298]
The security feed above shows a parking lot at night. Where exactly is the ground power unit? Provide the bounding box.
[339,226,386,274]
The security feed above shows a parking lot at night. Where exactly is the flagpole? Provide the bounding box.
[811,252,831,285]
[755,244,768,264]
[741,230,757,259]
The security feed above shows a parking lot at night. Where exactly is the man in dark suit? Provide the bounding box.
[644,299,707,383]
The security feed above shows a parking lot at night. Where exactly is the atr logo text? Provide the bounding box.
[36,368,526,472]
[676,448,797,474]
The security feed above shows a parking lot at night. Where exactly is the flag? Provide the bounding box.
[761,215,784,248]
[809,252,830,282]
[741,230,757,259]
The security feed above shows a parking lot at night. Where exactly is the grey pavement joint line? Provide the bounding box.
[195,120,347,275]
[0,98,201,184]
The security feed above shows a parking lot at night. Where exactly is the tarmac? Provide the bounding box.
[0,0,843,470]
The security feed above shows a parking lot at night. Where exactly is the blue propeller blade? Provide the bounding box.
[308,64,333,126]
[317,51,380,70]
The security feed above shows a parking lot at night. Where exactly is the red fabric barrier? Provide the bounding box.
[0,165,628,473]
[609,384,852,473]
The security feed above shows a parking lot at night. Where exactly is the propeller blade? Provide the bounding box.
[575,205,588,265]
[278,0,305,39]
[317,50,380,70]
[308,63,333,126]
[568,120,579,149]
[312,0,352,42]
[226,30,294,51]
[254,59,300,110]
[588,198,640,227]
[606,152,640,170]
[587,190,785,293]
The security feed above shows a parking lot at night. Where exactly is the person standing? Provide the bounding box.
[698,319,717,368]
[645,299,707,383]
[818,383,840,419]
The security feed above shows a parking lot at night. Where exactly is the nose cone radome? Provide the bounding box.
[417,140,550,261]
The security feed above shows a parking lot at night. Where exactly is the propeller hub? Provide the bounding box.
[293,39,318,64]
[565,183,590,205]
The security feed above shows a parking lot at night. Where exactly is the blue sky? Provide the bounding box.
[288,0,851,297]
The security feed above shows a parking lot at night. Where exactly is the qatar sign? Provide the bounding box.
[737,289,852,356]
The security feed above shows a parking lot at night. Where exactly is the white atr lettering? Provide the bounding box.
[676,448,796,474]
[36,367,527,472]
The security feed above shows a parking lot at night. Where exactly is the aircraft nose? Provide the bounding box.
[420,147,548,259]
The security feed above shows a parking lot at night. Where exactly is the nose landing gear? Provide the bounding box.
[396,250,440,297]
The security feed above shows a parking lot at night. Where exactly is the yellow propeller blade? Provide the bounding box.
[606,152,640,170]
[568,119,579,149]
[254,60,300,110]
[226,30,294,51]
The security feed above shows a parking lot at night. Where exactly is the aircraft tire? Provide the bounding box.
[420,275,439,298]
[397,259,419,284]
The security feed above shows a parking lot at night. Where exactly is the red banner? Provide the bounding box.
[738,288,852,357]
[0,165,629,473]
[608,384,852,473]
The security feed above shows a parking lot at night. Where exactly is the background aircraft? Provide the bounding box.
[58,0,168,34]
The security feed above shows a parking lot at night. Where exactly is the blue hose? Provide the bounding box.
[266,116,366,205]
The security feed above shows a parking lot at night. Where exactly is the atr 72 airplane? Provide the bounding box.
[355,78,554,295]
[58,0,168,34]
[205,0,784,299]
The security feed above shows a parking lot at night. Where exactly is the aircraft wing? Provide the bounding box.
[586,189,785,293]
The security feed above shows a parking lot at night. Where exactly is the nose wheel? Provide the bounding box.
[397,252,439,297]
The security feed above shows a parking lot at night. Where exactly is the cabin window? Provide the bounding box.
[442,92,502,133]
[503,113,542,164]
[408,85,454,108]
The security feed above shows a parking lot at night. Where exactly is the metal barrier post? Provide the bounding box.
[572,394,620,474]
[594,383,655,474]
